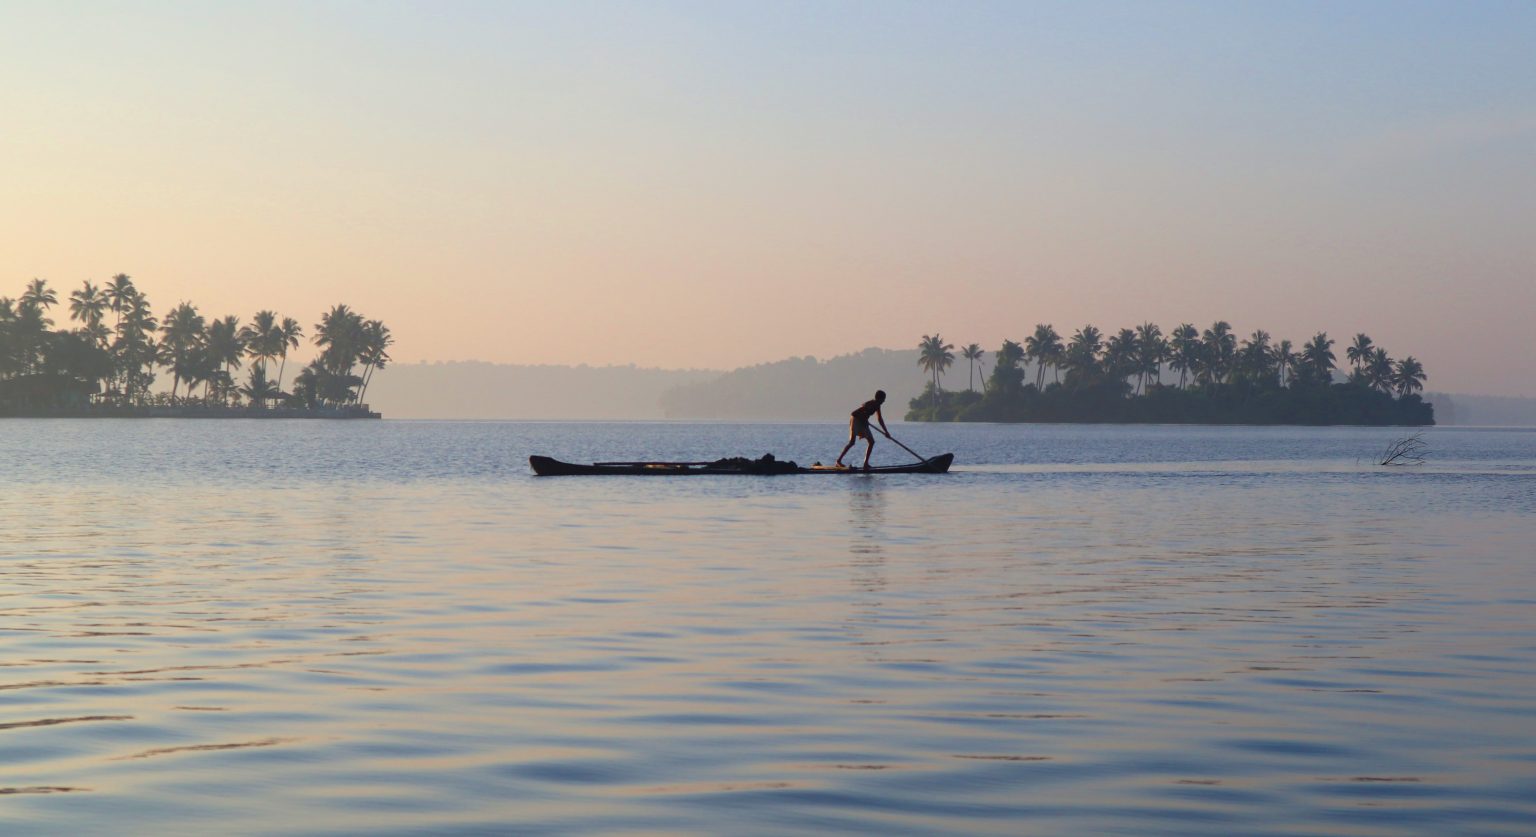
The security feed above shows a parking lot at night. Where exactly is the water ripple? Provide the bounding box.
[1,421,1534,834]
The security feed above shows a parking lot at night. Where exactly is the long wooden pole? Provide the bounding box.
[881,431,929,464]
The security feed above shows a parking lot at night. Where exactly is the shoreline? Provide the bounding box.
[0,405,381,419]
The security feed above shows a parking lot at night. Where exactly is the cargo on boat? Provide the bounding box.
[529,452,954,476]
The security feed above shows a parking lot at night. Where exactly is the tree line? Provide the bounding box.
[911,322,1432,425]
[0,275,391,412]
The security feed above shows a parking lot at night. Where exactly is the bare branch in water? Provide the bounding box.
[1379,432,1427,466]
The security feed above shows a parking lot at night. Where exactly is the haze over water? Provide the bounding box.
[3,420,1534,834]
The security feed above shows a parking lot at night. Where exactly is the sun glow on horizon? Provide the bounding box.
[3,2,1534,394]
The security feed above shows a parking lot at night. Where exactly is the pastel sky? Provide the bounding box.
[3,1,1534,394]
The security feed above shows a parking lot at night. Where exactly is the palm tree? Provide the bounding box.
[241,310,279,382]
[1366,347,1394,393]
[961,343,984,392]
[1168,324,1199,389]
[1271,339,1295,388]
[1346,333,1374,380]
[103,281,141,398]
[11,299,51,373]
[1134,322,1164,393]
[1302,332,1336,382]
[103,274,135,331]
[291,363,322,409]
[1102,328,1139,382]
[917,333,955,396]
[21,278,57,314]
[240,365,280,409]
[205,315,245,403]
[1024,324,1063,389]
[81,320,111,350]
[356,320,393,406]
[314,305,367,405]
[0,297,19,379]
[159,302,205,402]
[1200,321,1236,385]
[184,342,222,403]
[274,316,303,397]
[1063,325,1103,382]
[1393,356,1425,396]
[1237,330,1274,383]
[107,290,155,404]
[68,280,107,335]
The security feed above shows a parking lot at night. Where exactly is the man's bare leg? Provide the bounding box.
[835,435,857,467]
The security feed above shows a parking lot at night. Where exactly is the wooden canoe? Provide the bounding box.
[529,453,954,476]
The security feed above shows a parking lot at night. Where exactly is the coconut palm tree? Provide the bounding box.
[1168,324,1200,389]
[1134,322,1164,393]
[241,310,280,384]
[1393,356,1425,396]
[1024,324,1062,389]
[204,315,245,403]
[185,343,223,403]
[11,300,51,374]
[274,316,303,397]
[21,278,57,314]
[1346,333,1374,380]
[240,365,280,408]
[356,320,393,406]
[1063,325,1103,382]
[1237,330,1274,383]
[0,297,21,378]
[961,343,984,392]
[120,292,158,403]
[81,320,111,351]
[917,333,955,396]
[103,274,135,331]
[1300,332,1336,384]
[315,305,366,403]
[159,302,205,402]
[1200,321,1236,385]
[1365,347,1394,393]
[1271,339,1295,388]
[1102,328,1139,382]
[68,280,107,336]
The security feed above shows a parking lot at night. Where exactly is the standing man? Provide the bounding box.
[836,390,890,469]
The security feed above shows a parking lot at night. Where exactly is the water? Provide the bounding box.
[3,421,1535,835]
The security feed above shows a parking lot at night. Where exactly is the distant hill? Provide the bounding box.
[658,348,931,420]
[1425,392,1536,426]
[365,359,1526,427]
[367,350,949,420]
[368,361,718,419]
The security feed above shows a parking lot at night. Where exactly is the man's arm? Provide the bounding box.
[876,408,890,436]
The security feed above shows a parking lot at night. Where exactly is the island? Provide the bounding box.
[0,275,388,418]
[905,325,1433,425]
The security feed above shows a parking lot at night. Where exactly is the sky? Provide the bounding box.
[3,1,1534,394]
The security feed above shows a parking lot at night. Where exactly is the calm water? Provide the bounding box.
[3,420,1535,835]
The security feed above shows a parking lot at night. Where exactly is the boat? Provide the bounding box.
[529,452,954,476]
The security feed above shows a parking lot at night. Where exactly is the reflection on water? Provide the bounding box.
[847,481,887,593]
[1,421,1534,834]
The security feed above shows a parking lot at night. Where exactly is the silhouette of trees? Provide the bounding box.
[907,325,1432,426]
[1024,324,1063,389]
[0,275,387,413]
[917,334,954,395]
[961,343,984,392]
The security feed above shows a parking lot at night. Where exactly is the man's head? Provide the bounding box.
[874,390,886,403]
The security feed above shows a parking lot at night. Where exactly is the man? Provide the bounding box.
[836,389,890,469]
